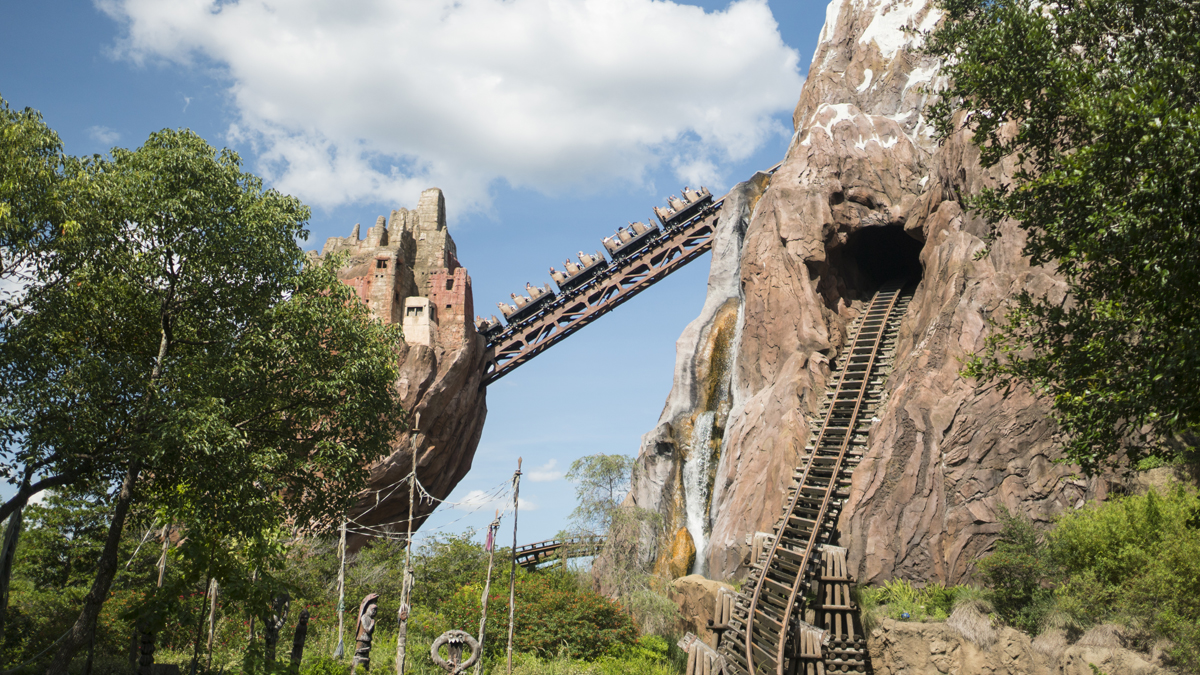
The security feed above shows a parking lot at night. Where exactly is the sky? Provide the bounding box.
[1,0,831,546]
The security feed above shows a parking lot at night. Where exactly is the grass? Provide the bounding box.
[859,580,985,625]
[133,621,684,675]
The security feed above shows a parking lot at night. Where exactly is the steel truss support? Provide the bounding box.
[483,204,723,385]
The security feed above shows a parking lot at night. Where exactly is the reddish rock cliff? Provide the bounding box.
[625,0,1112,585]
[315,188,487,549]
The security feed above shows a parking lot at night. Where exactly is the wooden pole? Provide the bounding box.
[334,521,347,658]
[474,512,500,675]
[206,579,219,669]
[137,525,171,675]
[396,413,419,675]
[247,568,257,641]
[505,458,522,675]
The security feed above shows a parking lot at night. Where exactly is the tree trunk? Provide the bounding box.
[45,459,142,675]
[0,506,24,644]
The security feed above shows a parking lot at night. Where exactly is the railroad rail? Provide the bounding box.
[716,279,914,675]
[514,535,606,569]
[481,163,781,385]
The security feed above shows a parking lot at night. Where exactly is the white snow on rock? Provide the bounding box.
[858,0,943,58]
[857,67,874,92]
[800,102,859,146]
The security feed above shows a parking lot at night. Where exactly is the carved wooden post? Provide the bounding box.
[352,594,379,673]
[289,609,310,674]
[431,630,481,675]
[137,623,156,675]
[265,593,290,664]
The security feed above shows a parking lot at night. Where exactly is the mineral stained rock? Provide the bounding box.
[315,188,488,550]
[669,575,736,649]
[622,0,1112,585]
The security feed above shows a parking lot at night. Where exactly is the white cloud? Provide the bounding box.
[453,489,536,512]
[97,0,802,214]
[87,125,121,145]
[528,459,564,482]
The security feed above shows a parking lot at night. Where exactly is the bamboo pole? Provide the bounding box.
[205,579,219,669]
[334,521,347,658]
[395,412,419,675]
[505,458,522,675]
[474,512,500,675]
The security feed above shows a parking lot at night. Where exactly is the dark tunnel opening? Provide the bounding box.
[843,224,925,288]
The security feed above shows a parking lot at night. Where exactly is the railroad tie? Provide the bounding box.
[718,280,914,675]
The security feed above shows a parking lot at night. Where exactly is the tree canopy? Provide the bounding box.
[0,99,408,672]
[926,0,1200,472]
[564,453,634,536]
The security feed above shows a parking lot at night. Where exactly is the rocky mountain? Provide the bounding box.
[623,0,1112,585]
[314,188,488,550]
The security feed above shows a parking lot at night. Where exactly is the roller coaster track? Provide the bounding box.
[514,535,606,569]
[715,280,914,675]
[482,164,780,385]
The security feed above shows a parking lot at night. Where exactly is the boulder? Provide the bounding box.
[669,575,735,649]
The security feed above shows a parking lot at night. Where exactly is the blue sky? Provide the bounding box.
[1,0,830,546]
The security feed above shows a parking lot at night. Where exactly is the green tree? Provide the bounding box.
[565,454,635,536]
[564,454,679,636]
[0,121,407,673]
[0,98,85,506]
[977,509,1055,634]
[925,0,1200,472]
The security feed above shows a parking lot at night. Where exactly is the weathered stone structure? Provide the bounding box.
[313,188,486,548]
[618,0,1114,587]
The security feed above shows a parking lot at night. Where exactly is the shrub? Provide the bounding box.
[974,489,1200,669]
[977,508,1055,633]
[442,570,637,660]
[858,580,976,623]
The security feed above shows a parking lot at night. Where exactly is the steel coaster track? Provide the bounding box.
[482,162,783,386]
[717,280,914,675]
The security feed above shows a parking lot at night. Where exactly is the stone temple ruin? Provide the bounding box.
[314,187,474,350]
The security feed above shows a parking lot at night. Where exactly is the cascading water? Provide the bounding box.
[683,410,716,575]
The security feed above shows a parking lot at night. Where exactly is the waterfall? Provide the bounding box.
[683,410,716,575]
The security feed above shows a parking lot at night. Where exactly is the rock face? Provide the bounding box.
[314,188,487,549]
[867,619,1170,675]
[622,0,1113,585]
[669,574,736,649]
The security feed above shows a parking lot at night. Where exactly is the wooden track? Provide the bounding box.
[513,535,606,569]
[717,280,914,675]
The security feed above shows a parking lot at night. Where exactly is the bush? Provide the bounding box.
[442,570,637,660]
[974,489,1200,670]
[1050,487,1200,669]
[977,508,1055,634]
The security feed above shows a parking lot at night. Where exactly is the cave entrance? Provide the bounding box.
[842,224,924,289]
